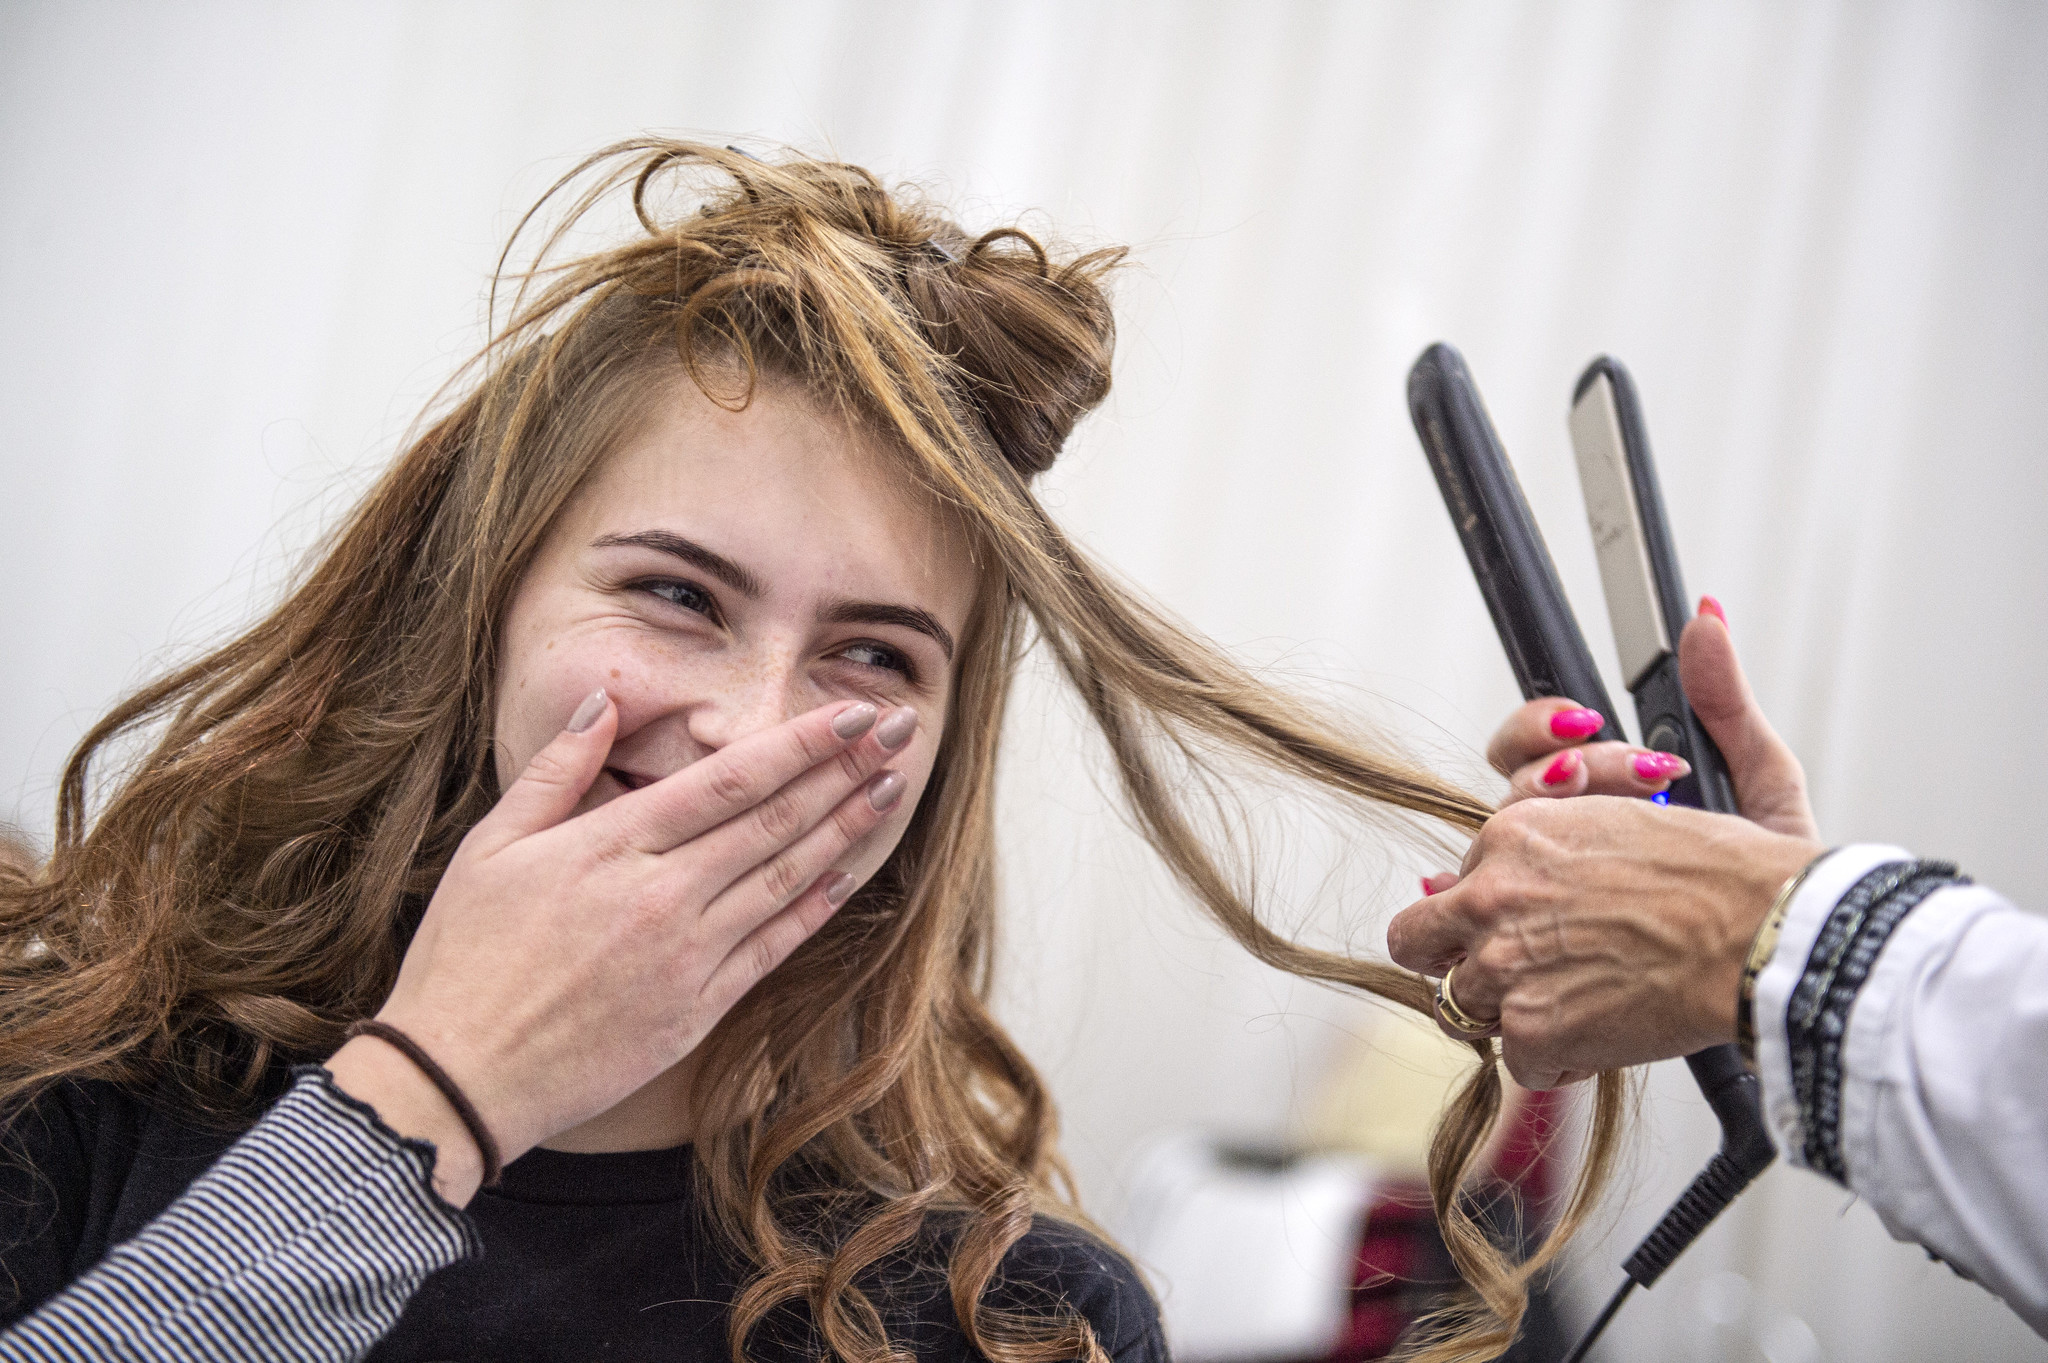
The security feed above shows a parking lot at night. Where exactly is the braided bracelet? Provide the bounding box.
[344,1019,504,1187]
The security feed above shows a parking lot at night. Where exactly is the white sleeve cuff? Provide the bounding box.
[1753,843,1913,1170]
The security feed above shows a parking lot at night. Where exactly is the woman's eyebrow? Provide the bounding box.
[822,601,955,660]
[591,530,764,599]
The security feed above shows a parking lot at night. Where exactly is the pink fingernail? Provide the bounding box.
[566,689,609,733]
[1699,595,1727,629]
[823,872,857,907]
[1548,707,1604,740]
[1421,875,1437,897]
[1632,751,1690,782]
[867,771,907,811]
[1541,750,1581,786]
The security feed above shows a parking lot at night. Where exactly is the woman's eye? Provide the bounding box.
[839,641,913,678]
[638,579,716,618]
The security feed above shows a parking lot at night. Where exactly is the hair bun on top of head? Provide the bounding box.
[909,226,1125,480]
[506,140,1126,485]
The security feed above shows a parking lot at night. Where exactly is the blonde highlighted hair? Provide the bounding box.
[0,140,1625,1362]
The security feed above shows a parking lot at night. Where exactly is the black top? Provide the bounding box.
[0,1077,1165,1362]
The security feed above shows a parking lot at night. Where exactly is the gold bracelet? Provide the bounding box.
[1736,848,1835,1066]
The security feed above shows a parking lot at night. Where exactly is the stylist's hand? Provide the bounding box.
[1395,598,1824,1085]
[329,690,912,1202]
[1390,799,1823,1089]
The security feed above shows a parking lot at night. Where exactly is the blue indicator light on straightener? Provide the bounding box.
[1652,791,1670,805]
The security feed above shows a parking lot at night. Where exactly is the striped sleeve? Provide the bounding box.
[0,1068,480,1363]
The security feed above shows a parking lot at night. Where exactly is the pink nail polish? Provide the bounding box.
[1421,875,1437,897]
[1541,750,1581,786]
[1699,595,1727,628]
[1632,751,1690,782]
[1548,707,1604,740]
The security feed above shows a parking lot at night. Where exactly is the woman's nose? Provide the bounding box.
[682,655,805,752]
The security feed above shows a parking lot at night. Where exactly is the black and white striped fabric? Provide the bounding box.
[0,1070,478,1363]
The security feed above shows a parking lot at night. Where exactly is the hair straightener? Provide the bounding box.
[1407,343,1777,1362]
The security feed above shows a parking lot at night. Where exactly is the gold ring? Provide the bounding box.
[1435,961,1501,1039]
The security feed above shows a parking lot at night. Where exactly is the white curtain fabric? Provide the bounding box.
[3,3,2044,1359]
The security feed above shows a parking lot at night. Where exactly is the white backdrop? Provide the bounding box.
[4,3,2045,1360]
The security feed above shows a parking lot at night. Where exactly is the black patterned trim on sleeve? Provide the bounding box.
[1784,859,1967,1183]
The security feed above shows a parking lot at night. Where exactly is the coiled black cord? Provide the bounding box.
[1557,1049,1777,1360]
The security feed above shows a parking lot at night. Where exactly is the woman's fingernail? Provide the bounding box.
[1548,707,1605,740]
[1421,875,1437,897]
[1541,750,1582,786]
[823,872,858,907]
[875,707,918,751]
[867,771,907,811]
[566,689,609,733]
[1699,595,1727,628]
[1632,751,1690,782]
[832,702,879,739]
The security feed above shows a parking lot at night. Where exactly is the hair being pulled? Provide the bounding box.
[0,138,1626,1363]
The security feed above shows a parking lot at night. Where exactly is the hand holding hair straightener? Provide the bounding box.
[1393,344,2048,1351]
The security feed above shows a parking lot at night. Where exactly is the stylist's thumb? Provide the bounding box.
[1678,604,1816,838]
[474,688,616,851]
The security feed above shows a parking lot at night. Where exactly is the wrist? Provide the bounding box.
[326,1035,487,1207]
[1696,829,1829,1046]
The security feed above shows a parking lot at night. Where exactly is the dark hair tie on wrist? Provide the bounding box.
[344,1019,504,1187]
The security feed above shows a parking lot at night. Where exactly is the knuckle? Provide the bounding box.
[758,850,808,904]
[625,879,673,932]
[1460,872,1505,928]
[1493,799,1538,836]
[660,864,706,909]
[796,717,841,765]
[1490,803,1546,855]
[707,761,758,810]
[738,933,784,986]
[519,746,575,789]
[1473,936,1519,982]
[829,797,875,844]
[751,788,807,844]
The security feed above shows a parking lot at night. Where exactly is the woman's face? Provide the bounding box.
[494,374,977,890]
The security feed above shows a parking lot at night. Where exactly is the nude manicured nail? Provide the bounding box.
[1633,751,1690,782]
[1548,707,1605,740]
[867,771,907,811]
[875,707,918,751]
[832,703,879,739]
[566,689,609,733]
[1541,750,1581,786]
[1699,595,1727,628]
[823,872,857,907]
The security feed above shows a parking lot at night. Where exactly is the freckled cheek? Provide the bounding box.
[498,630,674,771]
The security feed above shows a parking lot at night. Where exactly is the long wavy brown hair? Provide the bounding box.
[0,140,1626,1362]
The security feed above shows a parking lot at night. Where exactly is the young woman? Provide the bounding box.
[0,141,1659,1363]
